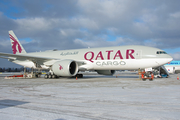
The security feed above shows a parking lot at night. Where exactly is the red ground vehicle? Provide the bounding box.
[9,75,24,77]
[141,71,154,81]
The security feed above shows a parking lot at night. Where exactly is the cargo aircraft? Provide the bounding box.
[0,30,173,78]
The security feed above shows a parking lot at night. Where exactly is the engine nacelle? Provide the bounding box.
[52,60,78,76]
[96,70,115,75]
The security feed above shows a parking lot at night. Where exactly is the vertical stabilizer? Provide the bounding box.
[9,30,26,54]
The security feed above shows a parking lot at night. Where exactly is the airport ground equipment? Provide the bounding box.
[141,71,154,81]
[153,66,169,78]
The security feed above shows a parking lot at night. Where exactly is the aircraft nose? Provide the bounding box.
[155,54,173,66]
[165,54,173,62]
[167,54,173,59]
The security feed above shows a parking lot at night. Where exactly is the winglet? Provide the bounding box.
[9,30,26,54]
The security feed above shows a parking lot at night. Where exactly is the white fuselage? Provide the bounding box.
[11,45,173,70]
[164,61,180,74]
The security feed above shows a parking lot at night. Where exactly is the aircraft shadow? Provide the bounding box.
[0,99,29,109]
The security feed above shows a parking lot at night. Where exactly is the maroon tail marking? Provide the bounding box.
[9,34,22,54]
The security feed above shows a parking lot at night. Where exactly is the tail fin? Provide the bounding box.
[9,30,26,54]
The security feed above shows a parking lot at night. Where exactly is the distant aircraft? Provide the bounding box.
[0,30,173,78]
[164,61,180,74]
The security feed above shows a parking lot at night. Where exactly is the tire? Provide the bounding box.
[149,79,153,81]
[76,74,83,78]
[44,74,48,79]
[48,75,52,79]
[52,75,56,79]
[80,74,83,78]
[35,74,39,78]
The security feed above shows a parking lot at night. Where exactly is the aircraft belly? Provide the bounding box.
[12,60,36,68]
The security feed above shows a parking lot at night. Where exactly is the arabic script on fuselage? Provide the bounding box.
[60,51,79,56]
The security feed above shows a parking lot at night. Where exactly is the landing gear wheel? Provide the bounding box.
[48,75,52,79]
[44,74,48,79]
[149,79,153,81]
[76,74,83,78]
[52,75,56,79]
[80,74,83,78]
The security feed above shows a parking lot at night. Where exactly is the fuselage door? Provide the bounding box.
[136,50,142,59]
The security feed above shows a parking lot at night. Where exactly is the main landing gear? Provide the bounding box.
[44,74,59,79]
[44,74,83,79]
[75,74,83,78]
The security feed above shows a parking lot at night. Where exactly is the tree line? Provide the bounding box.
[0,67,28,72]
[0,67,49,72]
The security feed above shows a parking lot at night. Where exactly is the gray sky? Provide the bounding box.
[0,0,180,68]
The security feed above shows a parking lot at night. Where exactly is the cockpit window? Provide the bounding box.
[156,51,167,54]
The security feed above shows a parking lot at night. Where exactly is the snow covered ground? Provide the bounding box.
[0,72,180,120]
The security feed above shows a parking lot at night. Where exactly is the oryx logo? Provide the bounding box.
[9,34,22,54]
[59,64,63,70]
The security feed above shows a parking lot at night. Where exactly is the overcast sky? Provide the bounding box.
[0,0,180,68]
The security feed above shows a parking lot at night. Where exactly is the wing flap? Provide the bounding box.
[0,56,16,60]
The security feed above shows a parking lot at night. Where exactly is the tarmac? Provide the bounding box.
[0,72,180,120]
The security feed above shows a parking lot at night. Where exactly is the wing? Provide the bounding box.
[0,52,54,61]
[0,52,60,68]
[0,52,85,69]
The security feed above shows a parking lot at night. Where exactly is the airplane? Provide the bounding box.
[164,61,180,74]
[0,30,173,78]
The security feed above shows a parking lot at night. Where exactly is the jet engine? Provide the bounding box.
[51,60,78,77]
[96,70,115,75]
